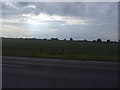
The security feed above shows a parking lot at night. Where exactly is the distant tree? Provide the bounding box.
[114,41,117,43]
[63,39,66,41]
[83,39,87,42]
[93,40,96,42]
[107,39,110,43]
[43,38,47,40]
[97,39,102,42]
[51,38,59,40]
[20,37,23,39]
[69,38,73,41]
[119,40,120,43]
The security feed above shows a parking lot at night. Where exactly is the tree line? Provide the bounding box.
[2,37,120,43]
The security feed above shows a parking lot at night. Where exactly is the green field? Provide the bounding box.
[2,38,119,62]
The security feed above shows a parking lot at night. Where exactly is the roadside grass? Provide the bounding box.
[2,49,119,62]
[2,38,119,62]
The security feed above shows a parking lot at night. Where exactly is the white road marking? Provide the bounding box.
[2,64,25,68]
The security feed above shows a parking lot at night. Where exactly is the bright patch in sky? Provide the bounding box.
[22,13,89,26]
[24,5,36,9]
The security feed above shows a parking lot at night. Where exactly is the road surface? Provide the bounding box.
[2,56,119,88]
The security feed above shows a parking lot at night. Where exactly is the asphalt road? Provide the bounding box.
[2,56,119,88]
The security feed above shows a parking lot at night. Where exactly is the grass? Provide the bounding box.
[2,38,119,62]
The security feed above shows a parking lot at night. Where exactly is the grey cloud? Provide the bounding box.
[33,2,117,20]
[34,2,87,17]
[2,2,35,16]
[2,2,117,17]
[1,2,118,41]
[2,2,117,25]
[15,2,33,7]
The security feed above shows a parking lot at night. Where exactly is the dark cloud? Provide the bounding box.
[2,2,117,17]
[2,2,117,24]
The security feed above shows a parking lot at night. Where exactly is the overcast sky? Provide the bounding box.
[1,2,118,41]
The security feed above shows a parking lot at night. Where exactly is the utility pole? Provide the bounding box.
[46,35,47,39]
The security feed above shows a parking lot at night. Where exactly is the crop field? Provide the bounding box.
[2,38,119,62]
